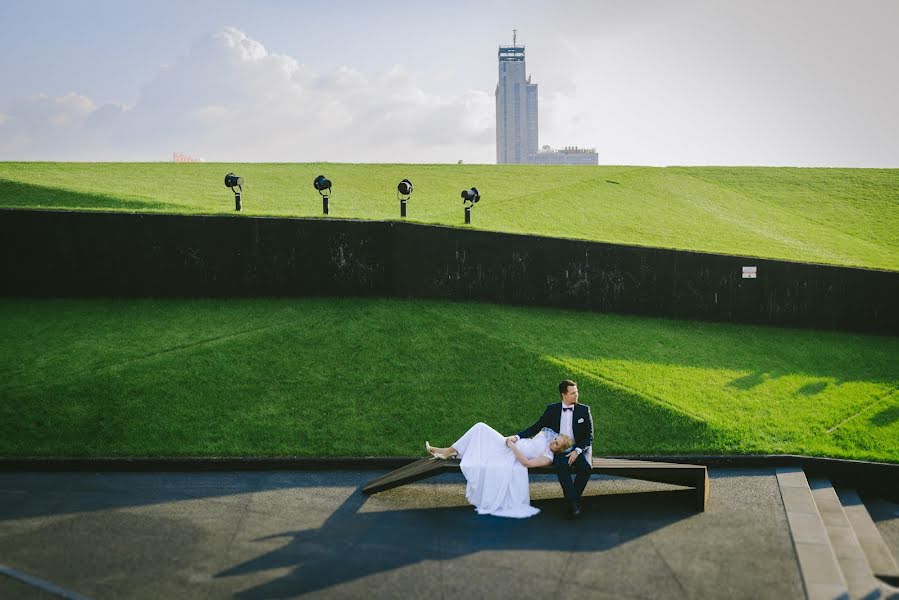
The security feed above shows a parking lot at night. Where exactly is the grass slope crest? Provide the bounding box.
[1,162,897,271]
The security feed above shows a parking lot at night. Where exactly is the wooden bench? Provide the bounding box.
[363,456,710,511]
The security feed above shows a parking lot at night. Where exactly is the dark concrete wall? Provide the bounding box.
[390,223,899,333]
[2,209,897,334]
[1,210,391,298]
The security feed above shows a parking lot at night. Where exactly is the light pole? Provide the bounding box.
[225,173,243,211]
[313,175,332,215]
[461,187,480,224]
[397,179,413,217]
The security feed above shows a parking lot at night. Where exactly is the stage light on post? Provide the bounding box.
[225,173,244,211]
[397,179,413,218]
[460,187,480,224]
[313,175,332,215]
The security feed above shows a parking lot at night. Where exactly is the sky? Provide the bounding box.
[1,0,897,166]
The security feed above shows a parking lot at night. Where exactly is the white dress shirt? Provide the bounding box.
[561,402,582,455]
[560,402,575,439]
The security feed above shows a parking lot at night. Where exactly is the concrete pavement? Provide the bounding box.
[0,467,846,599]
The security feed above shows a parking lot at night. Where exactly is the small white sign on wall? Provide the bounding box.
[742,266,757,279]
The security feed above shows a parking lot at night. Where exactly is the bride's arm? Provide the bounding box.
[506,439,553,469]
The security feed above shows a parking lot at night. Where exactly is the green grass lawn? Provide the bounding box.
[1,162,897,271]
[2,298,896,461]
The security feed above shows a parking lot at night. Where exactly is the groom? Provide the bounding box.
[507,379,594,517]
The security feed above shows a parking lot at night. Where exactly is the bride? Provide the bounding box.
[425,422,573,518]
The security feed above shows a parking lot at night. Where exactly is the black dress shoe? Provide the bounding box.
[569,501,582,518]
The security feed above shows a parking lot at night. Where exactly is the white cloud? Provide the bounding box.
[0,92,98,158]
[4,3,896,167]
[0,27,494,162]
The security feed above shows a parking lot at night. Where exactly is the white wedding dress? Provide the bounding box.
[450,422,555,518]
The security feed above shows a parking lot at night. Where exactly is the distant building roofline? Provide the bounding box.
[498,46,525,61]
[537,145,598,155]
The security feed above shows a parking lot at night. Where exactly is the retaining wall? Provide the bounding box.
[2,209,896,334]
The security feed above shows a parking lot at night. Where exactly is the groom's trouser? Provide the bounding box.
[552,452,592,501]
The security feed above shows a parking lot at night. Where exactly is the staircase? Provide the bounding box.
[777,467,899,599]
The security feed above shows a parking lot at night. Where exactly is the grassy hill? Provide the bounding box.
[1,164,896,462]
[1,298,896,462]
[1,162,897,271]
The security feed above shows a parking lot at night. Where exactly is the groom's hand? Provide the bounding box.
[567,451,579,466]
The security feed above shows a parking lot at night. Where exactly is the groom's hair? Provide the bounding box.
[559,379,577,395]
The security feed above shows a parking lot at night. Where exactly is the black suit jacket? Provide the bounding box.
[516,402,594,454]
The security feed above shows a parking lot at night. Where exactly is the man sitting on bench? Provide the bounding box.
[506,379,594,518]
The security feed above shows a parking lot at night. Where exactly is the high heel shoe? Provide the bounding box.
[425,441,442,459]
[425,442,454,460]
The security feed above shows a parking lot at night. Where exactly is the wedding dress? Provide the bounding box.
[451,422,555,518]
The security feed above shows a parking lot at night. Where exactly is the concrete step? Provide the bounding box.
[776,467,849,600]
[837,489,899,585]
[809,478,880,599]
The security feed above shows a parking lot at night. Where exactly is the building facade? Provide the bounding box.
[530,145,599,165]
[495,35,598,166]
[495,43,538,164]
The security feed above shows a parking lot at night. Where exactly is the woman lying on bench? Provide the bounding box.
[425,422,573,518]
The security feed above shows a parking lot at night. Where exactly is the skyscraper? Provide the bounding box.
[495,33,598,165]
[495,33,538,165]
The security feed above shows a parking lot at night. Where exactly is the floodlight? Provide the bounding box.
[397,178,413,217]
[461,187,480,204]
[397,179,413,196]
[461,187,480,224]
[225,172,243,211]
[313,175,332,215]
[313,175,331,193]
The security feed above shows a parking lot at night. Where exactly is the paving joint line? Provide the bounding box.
[649,535,691,599]
[0,564,94,600]
[223,489,255,563]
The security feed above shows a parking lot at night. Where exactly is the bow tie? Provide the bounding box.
[562,406,574,412]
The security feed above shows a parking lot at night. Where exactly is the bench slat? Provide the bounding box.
[363,457,709,511]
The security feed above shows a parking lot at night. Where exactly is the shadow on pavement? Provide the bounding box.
[217,485,697,598]
[0,471,313,522]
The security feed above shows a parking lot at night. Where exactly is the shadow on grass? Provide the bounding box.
[575,369,719,455]
[1,298,894,458]
[0,297,722,458]
[796,381,829,396]
[726,372,769,391]
[462,305,899,390]
[0,178,179,212]
[871,404,899,427]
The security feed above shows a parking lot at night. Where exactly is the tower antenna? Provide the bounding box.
[513,29,517,47]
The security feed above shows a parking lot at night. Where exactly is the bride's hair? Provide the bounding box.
[553,434,574,454]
